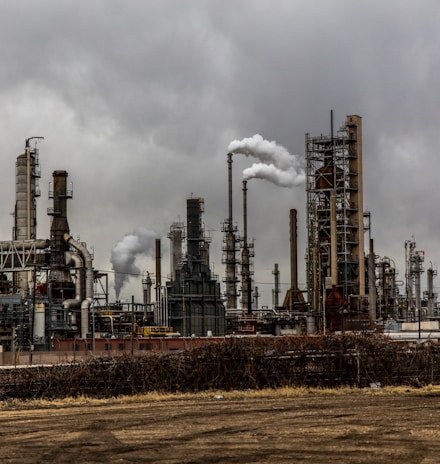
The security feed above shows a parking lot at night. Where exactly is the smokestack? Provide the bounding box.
[228,153,233,230]
[289,209,298,290]
[283,210,306,310]
[225,153,238,309]
[241,180,251,312]
[48,170,73,283]
[155,238,161,290]
[243,180,248,247]
[272,263,280,308]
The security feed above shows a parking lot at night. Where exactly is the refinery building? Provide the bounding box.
[0,115,439,362]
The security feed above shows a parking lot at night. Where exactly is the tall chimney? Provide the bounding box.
[283,209,306,310]
[272,263,280,308]
[289,209,298,290]
[155,239,161,290]
[241,180,251,312]
[225,153,238,308]
[48,170,73,283]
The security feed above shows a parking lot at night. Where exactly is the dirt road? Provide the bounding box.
[0,390,439,463]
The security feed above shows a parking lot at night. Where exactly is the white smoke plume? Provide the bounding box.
[227,134,305,187]
[110,226,157,299]
[243,163,305,188]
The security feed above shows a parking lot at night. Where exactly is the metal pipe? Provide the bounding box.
[63,251,83,309]
[0,239,49,250]
[64,233,93,338]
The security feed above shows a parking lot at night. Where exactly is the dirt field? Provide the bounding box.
[0,389,439,463]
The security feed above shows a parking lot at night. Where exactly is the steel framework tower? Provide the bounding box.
[222,153,240,309]
[306,114,365,322]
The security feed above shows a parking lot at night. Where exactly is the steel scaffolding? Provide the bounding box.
[306,114,365,316]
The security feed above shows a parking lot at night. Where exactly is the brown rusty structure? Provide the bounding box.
[306,113,367,331]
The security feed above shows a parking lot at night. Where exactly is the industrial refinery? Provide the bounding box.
[1,114,439,359]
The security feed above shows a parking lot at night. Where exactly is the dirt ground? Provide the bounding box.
[0,390,439,464]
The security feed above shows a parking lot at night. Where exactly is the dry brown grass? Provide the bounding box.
[2,384,440,411]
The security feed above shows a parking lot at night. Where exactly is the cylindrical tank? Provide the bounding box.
[33,303,45,345]
[307,315,316,334]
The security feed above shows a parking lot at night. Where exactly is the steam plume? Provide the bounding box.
[110,226,157,299]
[228,134,305,187]
[243,163,305,187]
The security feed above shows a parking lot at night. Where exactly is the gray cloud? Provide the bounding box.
[0,1,439,303]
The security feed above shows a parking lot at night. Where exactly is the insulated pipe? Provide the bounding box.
[63,251,83,309]
[64,233,93,338]
[0,239,50,250]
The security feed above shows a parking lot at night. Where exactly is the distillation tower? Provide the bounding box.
[167,198,225,336]
[306,114,366,331]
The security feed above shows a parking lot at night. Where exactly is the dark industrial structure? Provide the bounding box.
[0,139,94,352]
[166,198,225,336]
[305,113,367,331]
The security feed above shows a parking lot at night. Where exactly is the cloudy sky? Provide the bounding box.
[1,0,439,305]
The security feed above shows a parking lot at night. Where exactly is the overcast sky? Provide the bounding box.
[1,0,439,306]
